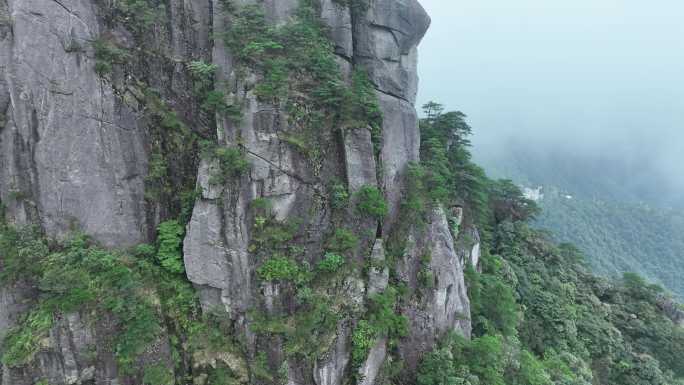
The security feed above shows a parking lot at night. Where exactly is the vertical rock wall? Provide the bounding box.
[0,0,476,384]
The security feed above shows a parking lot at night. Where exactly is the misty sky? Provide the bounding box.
[415,0,684,196]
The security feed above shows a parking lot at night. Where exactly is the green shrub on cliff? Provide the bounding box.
[156,220,185,274]
[355,185,388,220]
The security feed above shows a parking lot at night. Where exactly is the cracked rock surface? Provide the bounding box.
[0,1,477,384]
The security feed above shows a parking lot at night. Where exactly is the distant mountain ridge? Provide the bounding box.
[475,142,684,298]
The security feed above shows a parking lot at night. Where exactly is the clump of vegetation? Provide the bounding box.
[354,185,388,220]
[351,320,376,367]
[326,228,359,254]
[1,233,161,370]
[0,225,49,284]
[209,146,251,185]
[93,39,130,75]
[188,60,242,122]
[140,87,205,222]
[317,252,345,273]
[351,287,408,368]
[143,364,175,385]
[0,222,242,379]
[221,1,383,163]
[257,257,303,282]
[156,220,185,274]
[102,0,165,35]
[329,181,350,210]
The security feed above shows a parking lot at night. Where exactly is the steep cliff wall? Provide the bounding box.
[0,1,476,384]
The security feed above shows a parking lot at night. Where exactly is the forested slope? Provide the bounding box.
[536,191,684,299]
[415,104,684,385]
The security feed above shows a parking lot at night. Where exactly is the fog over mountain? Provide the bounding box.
[417,0,684,207]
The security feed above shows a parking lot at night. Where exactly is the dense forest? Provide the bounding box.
[535,191,684,299]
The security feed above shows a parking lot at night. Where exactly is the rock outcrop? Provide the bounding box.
[0,0,477,384]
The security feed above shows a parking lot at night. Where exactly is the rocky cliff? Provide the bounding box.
[0,1,479,384]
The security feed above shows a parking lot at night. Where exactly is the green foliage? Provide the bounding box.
[354,185,388,220]
[1,234,161,370]
[257,257,302,282]
[468,254,519,337]
[156,220,185,274]
[143,364,175,385]
[345,70,384,152]
[1,308,54,367]
[514,350,552,385]
[106,0,165,34]
[366,287,408,339]
[140,88,202,220]
[417,102,491,227]
[251,216,300,256]
[207,363,241,385]
[416,103,684,385]
[329,181,350,210]
[187,60,219,80]
[317,253,345,273]
[418,333,505,385]
[204,145,250,185]
[0,223,240,379]
[283,297,340,359]
[326,228,359,254]
[352,287,408,368]
[534,191,684,299]
[466,335,506,385]
[222,0,383,149]
[93,39,130,75]
[187,61,241,122]
[0,225,49,284]
[351,320,376,367]
[488,179,540,223]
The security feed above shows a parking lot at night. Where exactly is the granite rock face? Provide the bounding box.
[396,207,472,374]
[0,0,205,383]
[0,0,476,384]
[353,0,431,103]
[0,0,148,248]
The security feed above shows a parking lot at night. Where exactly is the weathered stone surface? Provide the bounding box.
[367,239,389,296]
[0,1,479,384]
[0,0,148,248]
[344,127,378,192]
[378,92,420,234]
[0,283,34,335]
[184,200,231,290]
[357,337,387,385]
[263,0,299,25]
[321,0,354,58]
[456,226,481,270]
[314,322,351,385]
[1,0,218,382]
[353,0,430,102]
[397,207,471,373]
[470,240,481,269]
[2,310,173,385]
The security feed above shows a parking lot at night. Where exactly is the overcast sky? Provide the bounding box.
[416,0,684,196]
